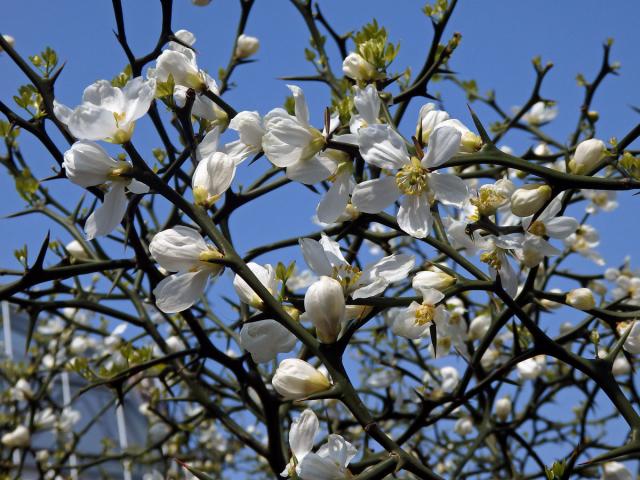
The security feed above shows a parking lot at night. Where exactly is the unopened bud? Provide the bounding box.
[510,184,552,217]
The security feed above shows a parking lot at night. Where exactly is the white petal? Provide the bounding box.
[229,110,265,147]
[63,140,119,187]
[423,125,461,168]
[316,171,352,224]
[287,85,310,126]
[153,269,210,313]
[196,127,220,161]
[84,182,128,240]
[53,100,73,125]
[286,154,335,184]
[353,84,380,125]
[289,409,319,461]
[351,277,387,299]
[421,288,444,305]
[127,179,150,194]
[357,124,409,170]
[82,80,125,111]
[397,194,433,238]
[391,303,429,339]
[318,234,348,266]
[351,176,401,214]
[545,216,579,239]
[239,320,296,363]
[149,226,207,272]
[299,238,333,276]
[362,253,415,284]
[122,77,156,122]
[318,434,357,469]
[430,172,469,207]
[67,104,117,141]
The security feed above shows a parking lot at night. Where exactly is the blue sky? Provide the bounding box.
[1,0,640,473]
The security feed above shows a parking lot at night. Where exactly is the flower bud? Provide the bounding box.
[272,358,331,400]
[454,417,473,436]
[304,276,345,343]
[566,287,595,311]
[494,396,511,421]
[510,184,552,217]
[517,355,546,380]
[66,239,90,261]
[416,104,450,144]
[1,425,30,448]
[233,263,277,310]
[235,34,260,59]
[239,320,296,363]
[412,267,456,292]
[568,138,605,175]
[612,355,631,376]
[342,52,376,82]
[468,313,491,340]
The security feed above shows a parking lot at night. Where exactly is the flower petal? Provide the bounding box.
[430,172,469,207]
[153,269,210,313]
[84,182,128,240]
[358,124,409,170]
[351,176,400,214]
[423,125,461,168]
[397,193,433,238]
[316,171,352,224]
[299,238,333,276]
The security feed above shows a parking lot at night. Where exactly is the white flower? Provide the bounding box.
[1,425,30,448]
[233,262,278,309]
[235,34,260,59]
[281,409,319,477]
[583,189,618,214]
[517,355,546,380]
[517,196,578,267]
[476,233,522,297]
[34,408,57,429]
[298,434,357,480]
[263,85,340,185]
[566,287,595,311]
[149,29,205,90]
[342,52,376,81]
[468,313,491,340]
[272,359,331,400]
[510,184,552,217]
[440,366,459,393]
[63,141,149,240]
[149,226,224,313]
[192,151,236,207]
[569,138,605,175]
[315,152,356,225]
[431,298,468,356]
[391,288,448,340]
[299,234,414,299]
[54,77,156,143]
[225,110,266,160]
[521,101,558,125]
[494,396,511,421]
[239,320,297,363]
[454,417,473,436]
[416,103,450,145]
[305,276,346,343]
[352,124,468,238]
[601,462,632,480]
[564,224,604,265]
[413,266,456,291]
[470,178,515,217]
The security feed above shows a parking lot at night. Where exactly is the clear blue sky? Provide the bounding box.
[2,0,640,473]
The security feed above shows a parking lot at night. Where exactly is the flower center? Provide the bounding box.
[480,250,503,270]
[528,220,547,237]
[198,247,224,275]
[471,187,508,216]
[396,157,430,195]
[108,162,133,181]
[592,192,608,206]
[415,303,436,326]
[300,128,326,162]
[332,264,362,291]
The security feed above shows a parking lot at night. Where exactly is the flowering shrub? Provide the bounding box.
[1,1,640,479]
